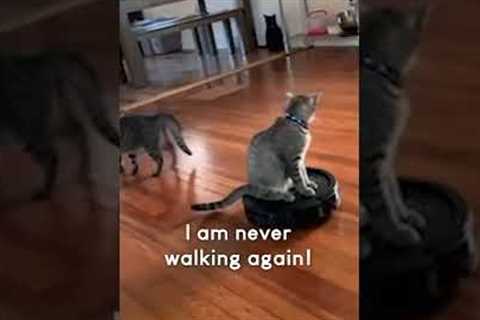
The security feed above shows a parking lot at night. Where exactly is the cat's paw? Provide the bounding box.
[403,209,427,231]
[283,193,296,202]
[307,180,318,191]
[364,205,423,247]
[387,223,423,246]
[300,187,316,197]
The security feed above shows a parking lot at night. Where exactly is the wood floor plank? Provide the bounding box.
[121,48,359,320]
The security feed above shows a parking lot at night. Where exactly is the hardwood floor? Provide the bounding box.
[397,1,480,319]
[120,49,283,110]
[120,48,359,320]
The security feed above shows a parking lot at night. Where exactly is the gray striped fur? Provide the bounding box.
[120,113,192,176]
[360,1,429,247]
[192,92,321,211]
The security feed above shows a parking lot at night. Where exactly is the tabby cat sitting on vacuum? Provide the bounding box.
[0,52,119,200]
[192,92,321,211]
[360,1,429,248]
[120,113,192,176]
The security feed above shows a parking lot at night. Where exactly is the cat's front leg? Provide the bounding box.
[387,174,427,230]
[301,165,318,190]
[362,164,422,246]
[365,201,423,247]
[290,156,316,197]
[380,175,424,246]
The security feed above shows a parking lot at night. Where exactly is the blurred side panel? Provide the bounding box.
[0,1,118,319]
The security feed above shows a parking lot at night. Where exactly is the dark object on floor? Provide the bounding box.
[361,178,477,319]
[264,14,285,52]
[243,168,340,229]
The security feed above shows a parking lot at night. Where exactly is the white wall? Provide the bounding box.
[206,0,241,50]
[143,0,241,50]
[251,0,350,46]
[143,0,351,50]
[143,0,197,50]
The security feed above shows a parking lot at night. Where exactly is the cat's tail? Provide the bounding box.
[191,185,249,211]
[165,116,193,156]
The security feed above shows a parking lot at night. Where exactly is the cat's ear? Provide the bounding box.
[284,92,294,111]
[309,92,323,105]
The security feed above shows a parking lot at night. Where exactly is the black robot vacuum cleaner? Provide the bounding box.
[361,178,477,318]
[243,167,341,229]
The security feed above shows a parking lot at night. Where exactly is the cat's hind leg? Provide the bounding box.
[252,186,295,202]
[146,149,163,177]
[250,149,295,202]
[162,130,178,170]
[128,154,138,175]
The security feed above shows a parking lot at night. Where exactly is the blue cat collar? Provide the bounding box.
[285,113,309,130]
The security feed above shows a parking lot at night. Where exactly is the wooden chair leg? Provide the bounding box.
[223,18,236,55]
[207,24,218,56]
[193,27,204,56]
